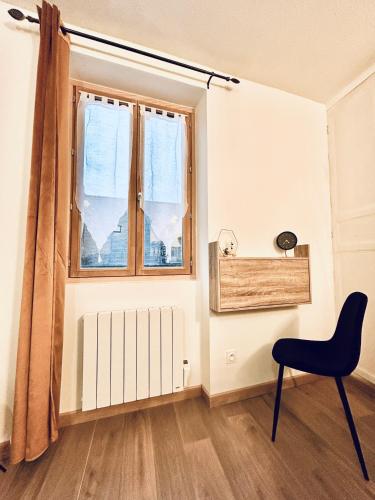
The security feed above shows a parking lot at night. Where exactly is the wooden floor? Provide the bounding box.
[1,377,375,499]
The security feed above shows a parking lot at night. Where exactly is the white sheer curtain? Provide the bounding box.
[76,92,133,261]
[139,105,188,264]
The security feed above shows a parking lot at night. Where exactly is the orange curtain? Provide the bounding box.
[11,1,70,463]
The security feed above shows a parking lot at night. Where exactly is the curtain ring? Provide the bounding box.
[207,74,214,89]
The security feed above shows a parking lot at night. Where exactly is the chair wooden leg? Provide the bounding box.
[272,364,284,442]
[335,377,369,481]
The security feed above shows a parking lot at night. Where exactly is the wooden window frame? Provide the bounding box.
[69,81,195,278]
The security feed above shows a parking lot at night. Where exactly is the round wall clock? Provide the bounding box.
[276,231,298,251]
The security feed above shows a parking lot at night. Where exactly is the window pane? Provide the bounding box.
[144,210,183,267]
[77,95,132,269]
[141,111,186,267]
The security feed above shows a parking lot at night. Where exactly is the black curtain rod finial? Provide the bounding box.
[8,8,38,24]
[8,8,25,21]
[230,78,240,84]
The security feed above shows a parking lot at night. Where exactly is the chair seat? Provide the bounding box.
[272,338,352,377]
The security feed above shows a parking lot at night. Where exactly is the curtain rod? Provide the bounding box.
[8,8,240,90]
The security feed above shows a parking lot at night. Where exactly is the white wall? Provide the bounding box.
[0,1,336,443]
[328,74,375,383]
[0,6,38,444]
[205,82,336,394]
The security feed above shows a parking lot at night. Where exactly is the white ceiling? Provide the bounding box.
[8,0,375,102]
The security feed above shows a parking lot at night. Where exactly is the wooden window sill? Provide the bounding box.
[66,273,196,284]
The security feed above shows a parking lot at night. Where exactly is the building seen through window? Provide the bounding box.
[81,212,183,268]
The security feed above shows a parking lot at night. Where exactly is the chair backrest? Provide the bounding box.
[330,291,368,374]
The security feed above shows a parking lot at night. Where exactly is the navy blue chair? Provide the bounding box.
[271,292,369,480]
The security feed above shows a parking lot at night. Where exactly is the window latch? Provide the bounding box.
[137,192,143,206]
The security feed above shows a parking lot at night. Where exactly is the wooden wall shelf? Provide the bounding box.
[209,242,311,312]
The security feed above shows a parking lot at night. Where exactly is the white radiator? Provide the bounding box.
[82,307,184,411]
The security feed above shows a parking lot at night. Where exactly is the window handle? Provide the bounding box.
[137,192,143,207]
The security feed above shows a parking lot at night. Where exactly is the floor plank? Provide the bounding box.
[299,378,373,419]
[269,382,375,498]
[148,404,195,500]
[121,411,157,500]
[0,422,95,500]
[221,400,308,499]
[261,391,372,499]
[78,415,125,499]
[246,394,337,500]
[175,398,235,499]
[284,382,375,475]
[198,398,277,499]
[38,421,96,500]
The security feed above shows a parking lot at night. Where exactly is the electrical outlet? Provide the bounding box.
[225,349,236,364]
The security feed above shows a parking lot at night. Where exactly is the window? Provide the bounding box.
[69,83,194,277]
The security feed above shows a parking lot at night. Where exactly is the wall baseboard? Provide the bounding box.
[355,367,375,385]
[58,374,321,425]
[59,385,202,428]
[0,441,10,463]
[203,373,320,408]
[350,372,375,396]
